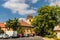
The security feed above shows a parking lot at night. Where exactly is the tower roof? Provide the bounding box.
[27,14,33,19]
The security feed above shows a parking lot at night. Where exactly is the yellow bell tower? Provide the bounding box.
[26,14,33,25]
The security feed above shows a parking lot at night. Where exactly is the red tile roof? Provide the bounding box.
[20,20,32,27]
[27,14,33,19]
[0,20,32,28]
[0,23,5,28]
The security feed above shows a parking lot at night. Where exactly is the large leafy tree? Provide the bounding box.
[5,18,22,34]
[32,6,60,37]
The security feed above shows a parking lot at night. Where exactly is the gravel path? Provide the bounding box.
[0,36,44,40]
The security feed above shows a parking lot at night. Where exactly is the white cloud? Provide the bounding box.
[31,0,38,3]
[18,10,36,15]
[31,7,37,10]
[2,0,37,15]
[19,18,27,22]
[48,0,60,6]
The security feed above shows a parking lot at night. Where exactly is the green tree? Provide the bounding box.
[32,6,60,37]
[5,18,22,34]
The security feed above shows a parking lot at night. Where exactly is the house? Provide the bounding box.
[0,23,6,32]
[54,23,60,39]
[19,20,34,34]
[0,21,34,34]
[0,14,35,34]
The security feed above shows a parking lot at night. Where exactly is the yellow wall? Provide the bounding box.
[1,28,6,32]
[1,28,13,32]
[26,17,35,34]
[22,27,32,34]
[27,19,33,25]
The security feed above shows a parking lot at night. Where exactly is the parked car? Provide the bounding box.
[12,31,18,38]
[23,34,29,37]
[19,34,23,37]
[0,34,9,39]
[5,31,17,38]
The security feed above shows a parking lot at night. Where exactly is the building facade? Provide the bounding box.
[0,14,35,34]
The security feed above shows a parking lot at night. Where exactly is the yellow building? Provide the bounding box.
[26,14,33,25]
[20,20,33,34]
[26,14,35,34]
[54,24,60,39]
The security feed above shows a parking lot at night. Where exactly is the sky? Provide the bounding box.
[0,0,60,22]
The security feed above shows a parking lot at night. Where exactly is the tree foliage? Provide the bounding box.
[32,6,60,37]
[5,18,22,33]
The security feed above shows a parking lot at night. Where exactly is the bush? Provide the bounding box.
[54,38,60,40]
[45,33,56,38]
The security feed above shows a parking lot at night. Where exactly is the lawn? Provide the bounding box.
[43,37,54,40]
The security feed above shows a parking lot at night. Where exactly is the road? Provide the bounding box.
[0,36,44,40]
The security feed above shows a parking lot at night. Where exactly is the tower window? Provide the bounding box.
[29,20,31,22]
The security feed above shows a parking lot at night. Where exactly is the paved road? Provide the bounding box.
[0,36,44,40]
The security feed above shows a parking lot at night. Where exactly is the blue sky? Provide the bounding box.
[0,0,59,22]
